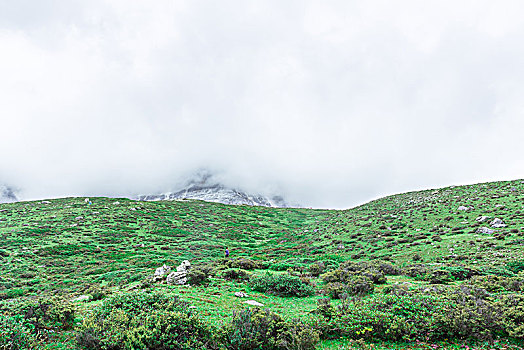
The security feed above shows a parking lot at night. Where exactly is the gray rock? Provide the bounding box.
[166,271,187,285]
[490,218,506,228]
[165,260,191,285]
[235,292,248,298]
[177,260,191,272]
[244,300,264,306]
[476,216,490,222]
[477,227,494,235]
[155,264,171,277]
[71,295,90,302]
[458,206,470,211]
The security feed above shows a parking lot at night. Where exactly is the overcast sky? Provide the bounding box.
[1,1,524,208]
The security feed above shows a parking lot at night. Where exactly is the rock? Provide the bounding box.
[477,227,494,235]
[490,218,507,228]
[41,201,51,204]
[458,206,470,211]
[476,216,490,222]
[165,260,191,285]
[235,292,248,298]
[243,300,264,306]
[166,271,187,285]
[71,295,90,302]
[177,260,191,272]
[155,264,171,277]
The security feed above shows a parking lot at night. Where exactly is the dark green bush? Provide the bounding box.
[250,273,314,297]
[86,284,111,301]
[224,258,259,270]
[470,275,524,292]
[0,315,35,350]
[345,275,375,296]
[222,268,250,282]
[497,293,524,339]
[16,297,75,335]
[224,308,318,350]
[77,291,219,350]
[316,285,504,342]
[323,282,347,299]
[506,260,524,274]
[188,267,210,285]
[308,262,325,277]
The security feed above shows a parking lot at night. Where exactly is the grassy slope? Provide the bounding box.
[1,179,524,349]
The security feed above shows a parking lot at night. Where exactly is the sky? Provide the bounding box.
[1,0,524,209]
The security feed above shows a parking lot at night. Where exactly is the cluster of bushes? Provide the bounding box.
[0,315,35,350]
[315,284,524,342]
[77,291,319,350]
[77,291,218,349]
[0,297,76,349]
[470,274,524,292]
[224,307,318,350]
[249,273,315,297]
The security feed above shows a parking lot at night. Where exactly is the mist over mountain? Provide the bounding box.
[137,170,292,208]
[0,185,18,204]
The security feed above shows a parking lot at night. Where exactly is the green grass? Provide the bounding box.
[1,179,524,349]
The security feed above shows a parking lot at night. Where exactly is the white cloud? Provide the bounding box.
[1,0,523,208]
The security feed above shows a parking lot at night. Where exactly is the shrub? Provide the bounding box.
[86,284,111,301]
[0,315,35,350]
[308,262,325,277]
[321,262,387,286]
[222,269,250,282]
[323,282,347,299]
[188,267,210,285]
[316,285,503,342]
[497,294,524,339]
[224,258,259,270]
[76,291,219,350]
[250,273,314,297]
[224,308,318,350]
[345,275,374,296]
[15,297,75,335]
[506,260,524,274]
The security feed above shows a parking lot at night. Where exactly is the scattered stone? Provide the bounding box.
[41,201,51,204]
[490,218,507,228]
[477,227,494,235]
[458,206,470,211]
[476,216,490,222]
[71,295,90,302]
[165,260,191,285]
[113,201,120,205]
[166,271,188,285]
[244,300,264,306]
[154,264,171,277]
[235,292,248,298]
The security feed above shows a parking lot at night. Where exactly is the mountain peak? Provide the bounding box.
[137,170,291,207]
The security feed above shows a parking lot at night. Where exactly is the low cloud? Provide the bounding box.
[1,1,523,208]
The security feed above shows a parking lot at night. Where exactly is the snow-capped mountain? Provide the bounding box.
[0,185,18,203]
[137,171,290,207]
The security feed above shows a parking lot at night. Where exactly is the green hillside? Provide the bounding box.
[1,179,524,349]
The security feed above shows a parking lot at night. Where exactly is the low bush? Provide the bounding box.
[224,307,318,350]
[506,260,524,274]
[188,267,210,285]
[224,258,259,270]
[250,273,314,297]
[0,315,35,350]
[222,268,250,282]
[323,282,347,299]
[15,297,75,336]
[77,291,219,350]
[86,284,111,301]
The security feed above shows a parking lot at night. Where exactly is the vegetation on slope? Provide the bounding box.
[1,179,524,349]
